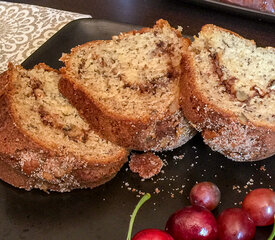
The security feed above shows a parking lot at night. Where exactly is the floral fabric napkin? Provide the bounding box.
[0,1,91,73]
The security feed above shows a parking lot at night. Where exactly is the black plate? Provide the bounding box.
[186,0,275,23]
[1,19,274,240]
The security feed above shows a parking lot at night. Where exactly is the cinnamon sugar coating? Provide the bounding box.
[0,64,128,192]
[181,25,275,161]
[60,19,196,151]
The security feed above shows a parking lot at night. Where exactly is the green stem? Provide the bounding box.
[126,193,151,240]
[267,216,275,240]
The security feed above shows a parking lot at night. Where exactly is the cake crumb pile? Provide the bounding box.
[129,152,163,179]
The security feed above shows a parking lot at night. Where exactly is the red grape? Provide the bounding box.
[132,229,174,240]
[242,188,275,226]
[190,182,221,210]
[165,205,218,240]
[217,208,255,240]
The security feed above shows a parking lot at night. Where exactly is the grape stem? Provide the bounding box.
[126,193,151,240]
[267,215,275,240]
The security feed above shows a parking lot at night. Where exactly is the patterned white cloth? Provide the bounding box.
[0,1,91,72]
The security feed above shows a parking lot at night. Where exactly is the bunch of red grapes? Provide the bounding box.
[129,182,275,240]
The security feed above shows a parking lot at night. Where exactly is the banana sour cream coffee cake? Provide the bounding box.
[0,64,128,192]
[59,19,196,151]
[2,20,272,194]
[181,25,275,161]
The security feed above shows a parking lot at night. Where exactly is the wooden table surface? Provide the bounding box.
[5,0,275,47]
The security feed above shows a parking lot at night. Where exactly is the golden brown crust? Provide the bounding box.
[0,153,125,192]
[0,71,9,97]
[59,20,195,151]
[59,73,195,151]
[0,65,128,192]
[192,25,275,131]
[33,63,59,73]
[200,24,256,46]
[180,29,275,161]
[115,19,184,40]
